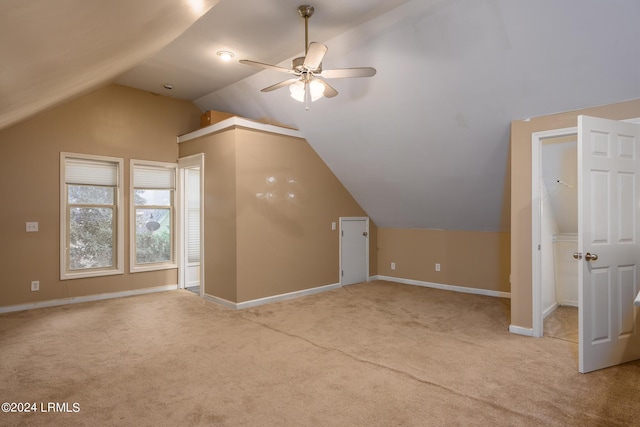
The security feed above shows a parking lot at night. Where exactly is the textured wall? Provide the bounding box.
[0,84,201,308]
[377,228,510,294]
[180,126,376,303]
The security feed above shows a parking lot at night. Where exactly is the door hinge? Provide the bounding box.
[341,270,344,276]
[341,230,343,236]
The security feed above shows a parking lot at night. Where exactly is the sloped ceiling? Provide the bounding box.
[194,0,640,231]
[3,0,640,232]
[0,0,219,129]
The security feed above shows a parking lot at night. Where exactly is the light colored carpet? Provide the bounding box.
[1,280,639,426]
[544,306,579,343]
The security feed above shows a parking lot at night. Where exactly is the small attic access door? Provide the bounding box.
[340,217,369,286]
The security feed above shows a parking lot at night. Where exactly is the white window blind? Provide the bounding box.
[133,166,175,189]
[65,158,118,186]
[187,168,200,263]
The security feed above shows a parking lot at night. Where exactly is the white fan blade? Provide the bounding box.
[303,42,328,71]
[319,67,377,79]
[240,59,295,74]
[316,78,338,98]
[261,78,300,92]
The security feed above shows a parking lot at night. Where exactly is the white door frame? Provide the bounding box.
[178,153,205,297]
[531,127,577,337]
[339,216,369,286]
[531,117,640,338]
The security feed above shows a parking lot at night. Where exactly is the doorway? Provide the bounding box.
[178,154,204,297]
[539,134,579,343]
[532,127,577,338]
[340,217,369,286]
[532,116,640,373]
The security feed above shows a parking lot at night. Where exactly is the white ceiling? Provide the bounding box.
[2,0,640,232]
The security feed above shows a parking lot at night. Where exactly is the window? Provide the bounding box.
[60,153,124,279]
[130,160,177,272]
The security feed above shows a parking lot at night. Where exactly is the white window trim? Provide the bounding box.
[60,152,124,280]
[130,159,178,273]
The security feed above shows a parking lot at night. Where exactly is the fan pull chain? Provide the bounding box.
[305,81,310,110]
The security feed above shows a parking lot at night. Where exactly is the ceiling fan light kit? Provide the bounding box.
[239,4,376,110]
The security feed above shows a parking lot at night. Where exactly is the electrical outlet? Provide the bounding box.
[31,281,39,291]
[435,263,441,272]
[26,222,39,232]
[391,262,396,270]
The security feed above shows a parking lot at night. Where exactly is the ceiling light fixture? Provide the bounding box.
[216,51,235,62]
[289,79,324,103]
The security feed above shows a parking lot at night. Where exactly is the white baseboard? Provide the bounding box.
[204,282,342,310]
[0,284,178,314]
[374,275,511,299]
[559,300,578,308]
[543,302,559,319]
[509,324,534,337]
[202,294,237,309]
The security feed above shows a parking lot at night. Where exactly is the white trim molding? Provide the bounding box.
[375,275,511,299]
[203,282,342,310]
[0,285,178,314]
[531,127,577,338]
[509,325,534,337]
[177,116,303,143]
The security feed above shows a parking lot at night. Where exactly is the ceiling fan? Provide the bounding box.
[239,5,376,109]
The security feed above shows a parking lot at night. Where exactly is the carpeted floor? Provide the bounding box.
[544,306,578,343]
[1,280,639,426]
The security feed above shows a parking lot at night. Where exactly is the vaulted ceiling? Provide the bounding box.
[3,0,640,232]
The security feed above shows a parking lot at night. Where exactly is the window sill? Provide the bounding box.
[61,268,124,281]
[130,264,178,274]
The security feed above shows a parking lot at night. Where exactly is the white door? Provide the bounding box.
[340,217,369,286]
[578,116,640,373]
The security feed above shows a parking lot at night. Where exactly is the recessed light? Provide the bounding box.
[163,84,173,90]
[217,51,235,62]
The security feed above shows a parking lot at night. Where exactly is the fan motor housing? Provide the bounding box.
[297,5,314,18]
[292,56,321,73]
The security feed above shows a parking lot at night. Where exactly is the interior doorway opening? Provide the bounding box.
[532,116,640,373]
[539,134,578,339]
[532,127,577,338]
[178,154,204,297]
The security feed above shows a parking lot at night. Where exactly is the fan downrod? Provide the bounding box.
[298,5,314,54]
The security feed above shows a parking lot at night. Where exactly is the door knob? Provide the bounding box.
[362,232,368,237]
[573,252,582,260]
[585,252,598,261]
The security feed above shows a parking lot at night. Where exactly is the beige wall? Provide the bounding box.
[510,98,640,329]
[0,84,201,308]
[178,129,238,302]
[179,126,376,303]
[377,228,510,293]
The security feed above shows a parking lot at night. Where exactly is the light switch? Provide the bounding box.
[331,222,336,230]
[26,222,39,232]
